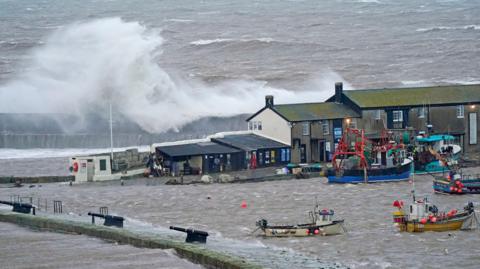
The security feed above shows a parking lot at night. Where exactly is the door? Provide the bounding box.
[87,159,94,182]
[319,141,325,162]
[310,140,318,162]
[470,113,477,144]
[300,144,307,163]
[381,152,387,166]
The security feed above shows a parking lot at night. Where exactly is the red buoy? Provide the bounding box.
[240,200,247,208]
[420,218,427,224]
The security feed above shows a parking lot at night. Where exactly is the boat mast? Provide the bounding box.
[109,101,114,162]
[411,164,416,202]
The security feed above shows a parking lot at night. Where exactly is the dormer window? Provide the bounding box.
[418,107,425,118]
[393,110,403,122]
[302,122,310,135]
[457,105,464,118]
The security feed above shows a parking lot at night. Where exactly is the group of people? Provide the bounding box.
[145,153,165,177]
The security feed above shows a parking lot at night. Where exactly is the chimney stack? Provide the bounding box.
[265,95,274,107]
[335,82,343,103]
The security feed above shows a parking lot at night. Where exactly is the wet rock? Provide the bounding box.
[200,175,213,184]
[165,178,182,185]
[218,174,234,183]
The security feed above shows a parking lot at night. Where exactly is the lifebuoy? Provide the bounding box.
[73,162,79,172]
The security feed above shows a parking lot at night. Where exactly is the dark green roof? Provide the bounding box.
[344,84,480,108]
[273,102,360,122]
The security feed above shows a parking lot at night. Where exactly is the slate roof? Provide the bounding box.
[156,142,241,157]
[211,134,289,151]
[272,102,360,122]
[342,84,480,109]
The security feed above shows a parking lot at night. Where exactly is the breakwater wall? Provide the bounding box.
[0,211,261,269]
[0,176,74,184]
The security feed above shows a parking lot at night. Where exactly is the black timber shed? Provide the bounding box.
[155,141,243,175]
[211,133,291,169]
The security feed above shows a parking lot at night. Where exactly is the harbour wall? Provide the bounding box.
[0,175,74,184]
[0,211,261,269]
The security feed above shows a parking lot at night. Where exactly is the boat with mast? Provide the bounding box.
[392,173,478,232]
[327,128,412,183]
[255,202,344,237]
[413,134,461,174]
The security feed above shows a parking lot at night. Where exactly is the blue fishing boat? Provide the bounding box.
[433,170,480,194]
[327,128,412,183]
[413,134,461,174]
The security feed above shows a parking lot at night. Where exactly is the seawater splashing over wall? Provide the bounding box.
[0,17,349,134]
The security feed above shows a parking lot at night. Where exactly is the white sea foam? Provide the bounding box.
[416,25,480,32]
[400,80,430,86]
[190,37,275,46]
[355,0,381,3]
[0,18,345,133]
[164,18,194,23]
[190,38,233,45]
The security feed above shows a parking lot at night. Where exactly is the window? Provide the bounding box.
[393,110,403,122]
[249,121,262,130]
[348,119,357,129]
[375,110,381,120]
[99,159,107,171]
[418,107,425,118]
[322,121,329,135]
[302,122,310,135]
[457,105,464,118]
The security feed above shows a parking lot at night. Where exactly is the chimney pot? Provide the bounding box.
[335,82,343,103]
[265,95,274,107]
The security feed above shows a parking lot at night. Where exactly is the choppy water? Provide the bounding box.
[0,222,204,269]
[2,168,480,268]
[0,0,479,134]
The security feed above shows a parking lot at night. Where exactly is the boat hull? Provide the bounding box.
[328,163,411,184]
[433,179,480,194]
[414,160,450,174]
[261,221,344,237]
[396,213,475,232]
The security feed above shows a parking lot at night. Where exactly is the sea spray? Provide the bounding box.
[0,17,347,133]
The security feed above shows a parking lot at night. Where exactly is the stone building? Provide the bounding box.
[248,83,480,162]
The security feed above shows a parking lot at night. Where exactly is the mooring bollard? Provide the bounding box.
[169,226,209,243]
[0,200,35,215]
[88,212,124,228]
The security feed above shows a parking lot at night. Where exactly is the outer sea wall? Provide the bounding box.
[0,211,261,269]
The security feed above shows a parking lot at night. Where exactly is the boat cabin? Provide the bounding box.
[315,209,335,225]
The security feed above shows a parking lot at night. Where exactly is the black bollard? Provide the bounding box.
[0,200,35,215]
[169,226,209,243]
[88,212,124,228]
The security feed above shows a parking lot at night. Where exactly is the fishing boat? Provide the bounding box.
[392,197,478,232]
[327,128,412,183]
[255,204,344,237]
[413,134,461,174]
[433,170,480,194]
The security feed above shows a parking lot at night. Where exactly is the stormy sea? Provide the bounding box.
[1,0,480,268]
